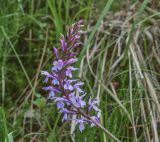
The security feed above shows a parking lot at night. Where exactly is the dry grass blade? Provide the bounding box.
[129,53,138,141]
[140,99,151,142]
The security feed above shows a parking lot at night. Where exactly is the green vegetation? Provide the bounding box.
[0,0,160,141]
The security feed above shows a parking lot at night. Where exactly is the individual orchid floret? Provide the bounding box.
[88,97,100,112]
[69,92,86,108]
[53,47,59,59]
[75,94,86,108]
[42,86,61,93]
[52,60,64,71]
[56,101,64,110]
[64,58,78,66]
[76,119,86,132]
[41,71,55,83]
[52,78,59,85]
[48,91,55,99]
[60,35,66,51]
[74,82,84,93]
[64,79,74,90]
[65,66,78,78]
[62,113,68,122]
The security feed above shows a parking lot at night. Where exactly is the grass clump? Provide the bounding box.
[0,0,160,141]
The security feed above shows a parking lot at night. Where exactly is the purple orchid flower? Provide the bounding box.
[64,58,78,66]
[69,92,86,108]
[42,86,61,93]
[74,82,84,93]
[76,119,86,132]
[41,71,56,83]
[64,79,74,90]
[41,20,101,133]
[52,60,64,71]
[62,112,68,122]
[56,101,64,110]
[52,79,59,85]
[60,35,66,51]
[48,91,55,99]
[53,47,59,59]
[88,97,100,112]
[65,66,78,78]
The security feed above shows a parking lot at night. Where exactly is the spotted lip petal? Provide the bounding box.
[64,80,74,90]
[52,60,64,71]
[63,79,78,90]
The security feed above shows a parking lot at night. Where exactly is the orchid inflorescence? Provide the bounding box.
[41,20,101,132]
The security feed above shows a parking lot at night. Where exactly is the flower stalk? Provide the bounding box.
[41,20,121,142]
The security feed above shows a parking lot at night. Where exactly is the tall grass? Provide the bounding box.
[0,0,160,141]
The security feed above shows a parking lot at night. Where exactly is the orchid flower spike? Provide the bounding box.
[41,20,101,132]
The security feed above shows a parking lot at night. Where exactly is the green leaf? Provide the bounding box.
[33,97,46,109]
[5,132,14,142]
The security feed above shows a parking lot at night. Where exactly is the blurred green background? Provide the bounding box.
[0,0,160,141]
